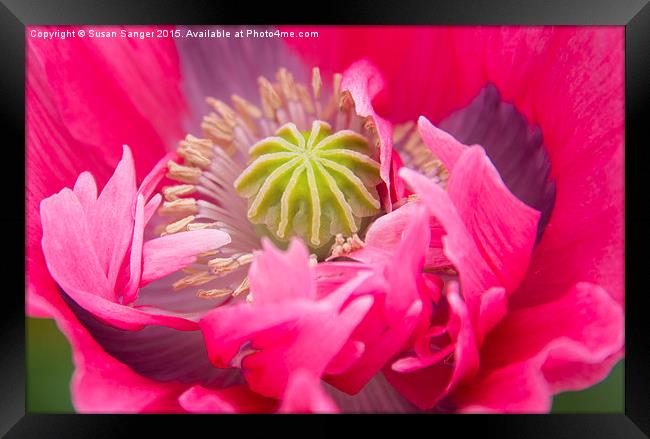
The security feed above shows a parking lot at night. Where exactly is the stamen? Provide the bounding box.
[187,221,219,231]
[158,198,198,216]
[393,121,415,144]
[329,233,365,258]
[166,160,202,184]
[206,97,237,128]
[197,288,233,299]
[201,114,236,154]
[231,94,262,120]
[162,215,195,235]
[178,136,214,168]
[173,270,218,291]
[163,184,196,201]
[232,277,250,297]
[208,253,254,277]
[311,67,322,99]
[397,124,449,185]
[277,68,298,101]
[258,76,282,119]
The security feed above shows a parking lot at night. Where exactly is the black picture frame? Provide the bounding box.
[2,0,648,437]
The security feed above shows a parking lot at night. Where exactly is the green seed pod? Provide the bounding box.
[234,120,382,251]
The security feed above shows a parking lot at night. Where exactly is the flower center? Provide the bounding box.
[155,66,388,300]
[234,120,381,254]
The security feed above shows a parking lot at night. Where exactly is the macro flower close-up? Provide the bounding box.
[26,25,624,413]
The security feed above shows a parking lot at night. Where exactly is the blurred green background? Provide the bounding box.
[26,316,624,413]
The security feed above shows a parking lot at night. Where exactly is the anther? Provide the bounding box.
[173,270,218,291]
[162,215,195,235]
[167,160,202,184]
[206,97,237,127]
[208,253,254,276]
[330,233,365,258]
[311,67,322,99]
[232,277,250,297]
[197,288,233,299]
[158,198,198,216]
[163,184,196,201]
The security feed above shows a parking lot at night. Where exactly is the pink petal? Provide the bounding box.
[479,282,623,372]
[278,370,339,413]
[201,259,373,399]
[34,281,187,413]
[281,26,486,123]
[384,283,479,409]
[26,43,111,317]
[324,205,432,393]
[86,146,137,293]
[135,151,179,213]
[454,360,552,414]
[417,116,467,171]
[326,300,422,395]
[351,201,451,270]
[399,167,498,317]
[200,302,305,368]
[27,25,189,317]
[62,287,199,331]
[476,287,508,346]
[242,293,374,398]
[40,188,199,330]
[455,282,623,412]
[40,188,112,301]
[27,26,185,172]
[340,59,394,210]
[72,171,98,212]
[325,340,365,375]
[446,145,540,293]
[179,385,276,414]
[382,203,430,322]
[248,238,316,305]
[140,229,231,285]
[122,194,145,305]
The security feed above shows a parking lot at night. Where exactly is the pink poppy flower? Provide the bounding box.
[27,25,623,413]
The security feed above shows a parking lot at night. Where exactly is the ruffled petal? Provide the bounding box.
[454,282,623,412]
[248,238,316,305]
[445,144,540,293]
[454,360,552,414]
[27,26,187,316]
[384,283,479,409]
[86,146,137,292]
[26,43,110,317]
[399,167,498,318]
[242,292,373,398]
[40,188,113,301]
[326,300,422,395]
[326,204,431,394]
[201,241,374,399]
